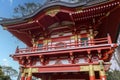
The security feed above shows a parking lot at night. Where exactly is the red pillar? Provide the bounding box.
[21,73,25,80]
[89,65,95,80]
[26,68,32,80]
[99,60,106,80]
[100,70,106,80]
[20,69,25,80]
[26,77,32,80]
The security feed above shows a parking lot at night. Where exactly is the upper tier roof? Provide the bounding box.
[0,0,108,25]
[0,0,120,47]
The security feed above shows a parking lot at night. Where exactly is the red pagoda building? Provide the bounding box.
[0,0,120,80]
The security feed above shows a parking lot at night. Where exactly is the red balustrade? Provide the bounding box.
[15,35,112,54]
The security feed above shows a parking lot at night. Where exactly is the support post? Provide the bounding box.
[88,28,94,46]
[26,68,32,80]
[100,70,106,80]
[21,72,25,80]
[89,65,95,80]
[20,67,26,80]
[99,60,106,80]
[75,35,78,47]
[107,34,112,44]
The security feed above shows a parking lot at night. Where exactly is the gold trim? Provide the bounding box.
[44,6,60,12]
[89,65,95,76]
[28,21,34,24]
[106,12,110,16]
[80,66,89,71]
[74,35,78,41]
[21,72,25,77]
[93,65,100,71]
[43,39,51,45]
[75,7,83,12]
[100,70,106,76]
[28,68,32,76]
[24,68,29,73]
[45,6,60,17]
[24,68,39,73]
[43,40,48,45]
[32,68,39,73]
[61,21,75,25]
[80,65,101,71]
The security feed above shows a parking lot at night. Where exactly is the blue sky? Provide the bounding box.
[0,0,46,79]
[0,0,46,18]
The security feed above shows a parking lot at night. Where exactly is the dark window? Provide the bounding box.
[38,44,43,47]
[81,37,88,46]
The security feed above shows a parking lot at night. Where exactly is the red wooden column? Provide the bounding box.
[20,67,25,80]
[21,72,25,80]
[100,70,106,80]
[26,68,32,80]
[89,65,95,80]
[99,60,106,80]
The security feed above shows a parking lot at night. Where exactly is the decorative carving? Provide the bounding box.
[39,55,45,65]
[45,7,60,17]
[69,52,74,63]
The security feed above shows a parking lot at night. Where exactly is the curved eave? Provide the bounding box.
[0,0,109,25]
[8,30,32,46]
[97,5,120,43]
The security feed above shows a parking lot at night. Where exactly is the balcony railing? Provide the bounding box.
[15,34,112,54]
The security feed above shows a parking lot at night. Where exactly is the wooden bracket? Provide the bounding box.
[87,50,91,54]
[39,55,44,65]
[69,52,74,63]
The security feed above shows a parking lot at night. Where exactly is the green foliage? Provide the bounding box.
[0,66,4,77]
[0,66,11,80]
[0,65,18,80]
[2,66,18,78]
[107,70,120,80]
[13,2,41,18]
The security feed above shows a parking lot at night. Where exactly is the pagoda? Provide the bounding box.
[0,0,120,80]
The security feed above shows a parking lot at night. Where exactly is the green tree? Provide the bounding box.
[0,66,11,80]
[107,70,120,80]
[2,66,18,78]
[0,66,4,78]
[13,2,41,18]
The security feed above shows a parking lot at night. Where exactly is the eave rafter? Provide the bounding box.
[33,10,75,38]
[70,0,120,30]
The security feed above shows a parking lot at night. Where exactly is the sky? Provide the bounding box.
[0,0,46,79]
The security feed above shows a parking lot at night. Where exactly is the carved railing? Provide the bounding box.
[15,34,112,54]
